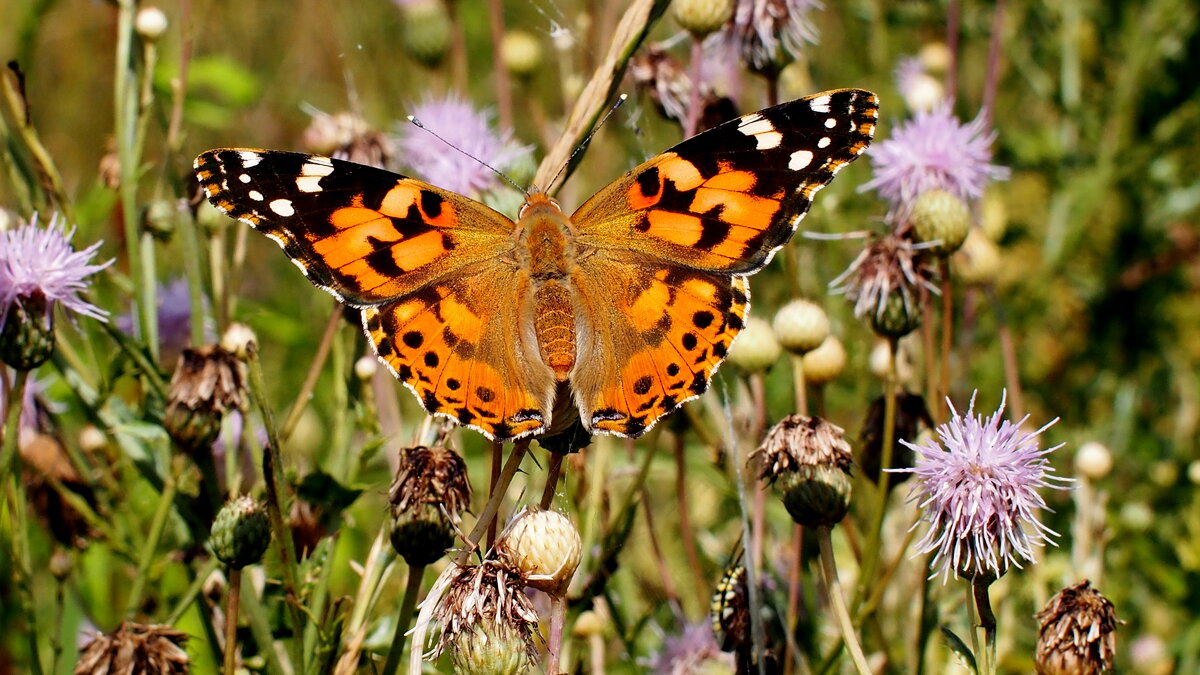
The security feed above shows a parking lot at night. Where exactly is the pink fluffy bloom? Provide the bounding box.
[717,0,822,73]
[394,95,527,197]
[860,102,1009,216]
[894,391,1071,582]
[0,214,111,326]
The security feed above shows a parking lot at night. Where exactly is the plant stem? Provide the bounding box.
[540,451,565,509]
[546,596,568,675]
[855,337,898,612]
[2,370,43,675]
[939,259,954,404]
[381,564,425,675]
[0,369,29,476]
[223,567,242,675]
[487,439,503,548]
[280,303,342,442]
[816,527,872,675]
[973,577,998,675]
[454,439,529,565]
[672,431,706,599]
[124,461,180,618]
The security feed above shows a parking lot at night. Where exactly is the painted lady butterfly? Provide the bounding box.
[195,89,877,441]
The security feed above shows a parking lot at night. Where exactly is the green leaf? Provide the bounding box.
[940,625,978,674]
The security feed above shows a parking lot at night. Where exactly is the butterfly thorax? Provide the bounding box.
[518,192,579,381]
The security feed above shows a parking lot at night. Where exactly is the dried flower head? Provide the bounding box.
[24,431,99,548]
[830,233,937,337]
[0,214,111,369]
[861,102,1009,217]
[1034,580,1120,675]
[74,622,190,675]
[430,561,541,667]
[388,445,472,566]
[395,95,528,197]
[896,391,1071,582]
[754,414,854,527]
[718,0,822,74]
[630,46,693,123]
[302,109,392,168]
[164,346,246,452]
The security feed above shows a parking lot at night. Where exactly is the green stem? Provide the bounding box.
[546,595,567,675]
[540,451,564,510]
[381,565,425,675]
[973,578,997,675]
[1,369,30,476]
[2,370,43,675]
[280,304,341,443]
[166,557,220,624]
[817,527,872,675]
[245,344,305,672]
[454,440,529,566]
[124,463,179,618]
[855,337,898,612]
[223,568,243,675]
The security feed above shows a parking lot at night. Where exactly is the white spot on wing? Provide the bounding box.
[818,137,832,149]
[297,176,324,193]
[239,173,251,183]
[788,150,814,170]
[248,190,264,201]
[809,95,832,113]
[738,116,774,136]
[269,199,295,217]
[237,151,262,168]
[302,160,335,177]
[290,258,309,276]
[825,118,837,129]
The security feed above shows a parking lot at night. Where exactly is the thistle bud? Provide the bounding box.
[1034,581,1119,675]
[219,322,256,360]
[135,7,169,41]
[772,299,830,355]
[451,620,534,675]
[400,0,451,67]
[727,317,781,372]
[800,336,846,385]
[0,289,54,370]
[164,345,245,453]
[388,445,471,567]
[871,291,922,338]
[210,495,271,569]
[433,562,539,675]
[673,0,735,39]
[1074,442,1113,481]
[501,31,542,78]
[911,189,970,257]
[353,355,378,380]
[494,508,582,596]
[754,415,854,528]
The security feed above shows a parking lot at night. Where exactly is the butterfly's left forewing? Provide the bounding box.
[568,89,877,437]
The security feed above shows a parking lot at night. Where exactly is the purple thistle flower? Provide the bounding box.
[394,95,528,197]
[717,0,822,73]
[860,103,1009,216]
[116,278,212,357]
[894,391,1071,582]
[0,214,111,326]
[644,621,733,674]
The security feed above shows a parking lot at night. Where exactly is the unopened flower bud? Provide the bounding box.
[673,0,735,39]
[50,549,73,580]
[501,31,542,78]
[919,42,952,74]
[135,7,169,41]
[912,189,970,257]
[1074,441,1113,481]
[0,289,54,370]
[400,0,451,67]
[210,495,271,569]
[78,425,107,454]
[354,355,378,380]
[451,620,534,675]
[727,317,781,372]
[220,322,256,360]
[772,299,830,355]
[871,291,922,338]
[953,228,1000,286]
[388,445,471,567]
[754,415,854,528]
[800,336,846,385]
[495,508,582,596]
[143,199,177,241]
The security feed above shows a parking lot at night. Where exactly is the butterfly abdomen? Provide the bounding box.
[520,196,579,382]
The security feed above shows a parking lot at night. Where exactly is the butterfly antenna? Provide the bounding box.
[545,93,629,192]
[406,116,527,195]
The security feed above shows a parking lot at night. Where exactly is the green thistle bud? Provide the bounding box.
[451,620,535,675]
[772,299,830,355]
[0,290,54,370]
[754,415,854,528]
[871,291,922,338]
[210,495,271,569]
[388,445,471,567]
[727,317,782,372]
[911,189,970,257]
[673,0,734,39]
[400,0,451,67]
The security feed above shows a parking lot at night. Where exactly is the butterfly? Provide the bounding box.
[195,88,877,442]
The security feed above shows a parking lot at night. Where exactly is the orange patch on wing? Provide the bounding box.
[645,211,703,247]
[703,169,757,192]
[690,189,779,229]
[313,220,399,268]
[656,155,705,191]
[379,184,423,216]
[626,180,661,211]
[392,230,450,272]
[330,206,385,231]
[627,282,671,332]
[438,295,483,343]
[336,260,392,293]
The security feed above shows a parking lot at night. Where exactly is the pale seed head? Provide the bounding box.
[772,298,830,355]
[494,508,582,596]
[800,335,846,385]
[727,317,782,373]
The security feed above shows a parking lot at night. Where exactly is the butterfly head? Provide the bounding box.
[518,188,564,219]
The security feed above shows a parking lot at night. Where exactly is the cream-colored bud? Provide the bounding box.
[220,322,257,360]
[800,336,846,385]
[496,508,582,596]
[78,425,108,454]
[501,31,542,78]
[953,228,1001,286]
[727,318,781,372]
[1074,441,1112,481]
[772,299,830,354]
[135,7,169,40]
[902,72,944,113]
[673,0,735,39]
[354,355,378,380]
[919,42,952,74]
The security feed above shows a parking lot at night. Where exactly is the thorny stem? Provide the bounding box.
[454,439,530,566]
[280,303,342,442]
[381,564,425,675]
[246,344,305,672]
[817,527,872,675]
[223,567,242,675]
[2,370,43,675]
[546,595,568,675]
[973,577,998,675]
[540,451,564,510]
